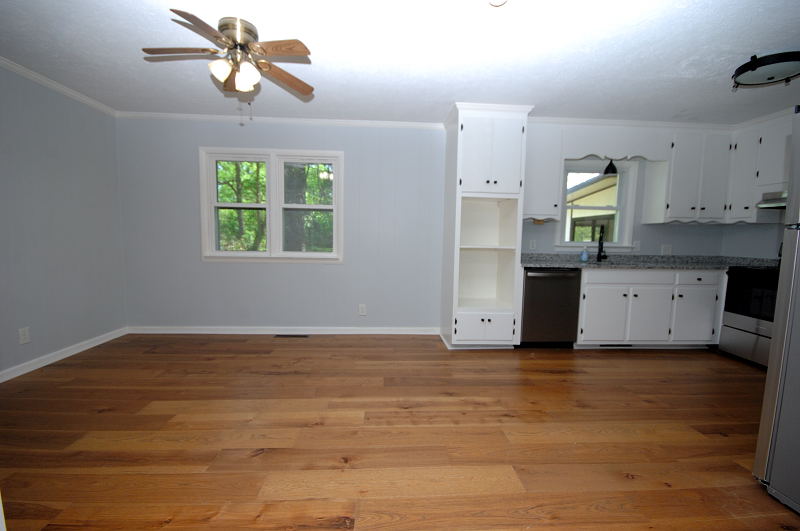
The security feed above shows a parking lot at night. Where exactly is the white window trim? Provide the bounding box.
[199,147,344,262]
[554,158,638,251]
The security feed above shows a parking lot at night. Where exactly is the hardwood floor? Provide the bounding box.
[0,334,798,530]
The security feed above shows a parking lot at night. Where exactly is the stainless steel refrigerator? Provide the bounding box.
[753,106,800,513]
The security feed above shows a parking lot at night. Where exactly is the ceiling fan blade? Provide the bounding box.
[249,39,310,57]
[256,60,314,95]
[170,8,233,48]
[142,47,219,55]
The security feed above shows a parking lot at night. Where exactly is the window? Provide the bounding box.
[557,158,637,248]
[200,148,343,261]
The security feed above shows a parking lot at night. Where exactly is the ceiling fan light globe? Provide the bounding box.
[209,58,232,83]
[237,60,262,86]
[234,77,257,92]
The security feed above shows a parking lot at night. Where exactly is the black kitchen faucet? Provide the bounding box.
[597,225,608,263]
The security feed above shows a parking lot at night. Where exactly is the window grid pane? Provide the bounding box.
[283,162,334,206]
[216,160,267,204]
[215,207,268,252]
[282,209,333,253]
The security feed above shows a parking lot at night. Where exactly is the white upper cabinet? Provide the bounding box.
[561,125,671,161]
[755,115,791,188]
[459,111,527,194]
[666,131,705,220]
[523,123,563,219]
[727,126,759,221]
[698,133,731,220]
[641,131,731,223]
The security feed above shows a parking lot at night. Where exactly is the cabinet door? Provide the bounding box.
[672,286,718,342]
[484,313,515,341]
[755,118,790,187]
[698,133,731,220]
[523,123,563,219]
[580,285,628,342]
[727,129,759,221]
[628,286,673,341]
[459,115,494,193]
[491,116,525,193]
[453,312,486,341]
[667,132,703,220]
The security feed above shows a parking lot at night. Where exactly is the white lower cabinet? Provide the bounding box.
[577,269,724,346]
[672,285,719,342]
[454,311,515,342]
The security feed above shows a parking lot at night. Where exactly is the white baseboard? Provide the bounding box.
[126,326,440,335]
[0,327,129,383]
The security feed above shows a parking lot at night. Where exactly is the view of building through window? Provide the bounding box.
[564,171,620,243]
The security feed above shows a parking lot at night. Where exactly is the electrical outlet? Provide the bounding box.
[661,244,672,256]
[528,239,536,251]
[18,327,30,344]
[633,240,641,251]
[358,304,367,316]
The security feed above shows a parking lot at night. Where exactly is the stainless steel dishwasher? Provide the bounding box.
[522,268,581,343]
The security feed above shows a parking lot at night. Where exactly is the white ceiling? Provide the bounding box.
[1,0,798,125]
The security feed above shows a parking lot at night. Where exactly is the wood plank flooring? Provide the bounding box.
[0,334,798,530]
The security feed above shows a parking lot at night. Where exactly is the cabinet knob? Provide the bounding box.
[697,277,702,282]
[744,206,750,210]
[481,318,485,322]
[678,294,684,298]
[485,180,490,184]
[633,293,639,298]
[623,293,628,297]
[554,203,558,208]
[493,180,498,184]
[487,318,492,323]
[700,207,706,211]
[690,206,696,210]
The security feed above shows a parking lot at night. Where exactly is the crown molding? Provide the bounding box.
[114,110,444,130]
[0,55,116,117]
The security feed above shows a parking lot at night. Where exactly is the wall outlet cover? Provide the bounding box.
[18,327,31,344]
[661,244,672,256]
[358,304,367,316]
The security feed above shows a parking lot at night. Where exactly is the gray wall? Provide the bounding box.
[116,116,444,328]
[0,68,126,372]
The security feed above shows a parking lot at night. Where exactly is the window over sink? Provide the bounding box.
[556,157,637,249]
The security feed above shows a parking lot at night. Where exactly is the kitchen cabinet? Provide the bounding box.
[725,114,790,222]
[577,269,724,346]
[523,123,563,219]
[755,115,791,188]
[698,133,731,220]
[440,103,532,348]
[672,286,719,342]
[641,131,731,223]
[628,286,674,341]
[454,311,515,341]
[561,125,671,161]
[580,285,629,342]
[727,127,759,221]
[459,112,527,194]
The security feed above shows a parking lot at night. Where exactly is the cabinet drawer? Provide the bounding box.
[676,271,721,285]
[583,269,675,285]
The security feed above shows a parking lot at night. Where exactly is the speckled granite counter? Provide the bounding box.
[521,253,779,269]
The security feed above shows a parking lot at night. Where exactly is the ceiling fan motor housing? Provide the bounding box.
[218,17,258,45]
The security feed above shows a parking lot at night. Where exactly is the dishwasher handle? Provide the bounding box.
[526,271,579,278]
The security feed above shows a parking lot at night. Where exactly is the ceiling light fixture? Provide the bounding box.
[732,51,800,89]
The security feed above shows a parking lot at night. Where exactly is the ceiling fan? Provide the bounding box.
[143,9,313,96]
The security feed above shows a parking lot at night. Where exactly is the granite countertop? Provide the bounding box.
[521,253,780,270]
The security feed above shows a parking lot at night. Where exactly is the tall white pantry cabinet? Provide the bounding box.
[440,103,532,348]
